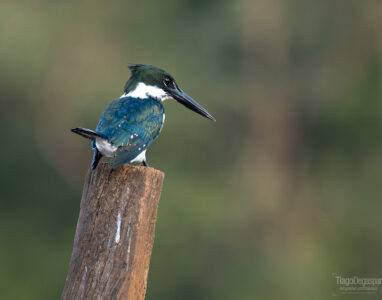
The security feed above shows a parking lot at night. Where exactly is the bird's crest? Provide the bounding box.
[127,63,144,74]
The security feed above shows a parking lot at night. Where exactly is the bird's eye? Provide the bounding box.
[164,77,173,87]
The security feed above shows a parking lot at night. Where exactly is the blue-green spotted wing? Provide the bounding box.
[95,96,164,167]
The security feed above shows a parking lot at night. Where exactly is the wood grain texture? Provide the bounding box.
[62,163,164,300]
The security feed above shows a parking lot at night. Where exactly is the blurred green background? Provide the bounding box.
[1,0,382,299]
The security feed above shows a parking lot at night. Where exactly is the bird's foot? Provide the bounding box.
[142,160,149,167]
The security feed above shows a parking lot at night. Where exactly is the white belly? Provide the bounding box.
[130,150,146,163]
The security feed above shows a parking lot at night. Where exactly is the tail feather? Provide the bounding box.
[91,149,103,170]
[71,127,105,171]
[71,127,104,140]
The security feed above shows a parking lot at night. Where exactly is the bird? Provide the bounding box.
[71,64,215,170]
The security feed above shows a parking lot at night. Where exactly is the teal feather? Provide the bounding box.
[95,96,164,167]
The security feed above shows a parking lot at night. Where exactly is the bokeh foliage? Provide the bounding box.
[0,0,381,299]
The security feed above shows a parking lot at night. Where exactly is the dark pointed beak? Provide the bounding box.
[166,88,216,121]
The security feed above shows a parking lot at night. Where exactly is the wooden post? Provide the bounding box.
[62,163,164,300]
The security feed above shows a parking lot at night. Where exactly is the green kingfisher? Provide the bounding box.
[71,64,215,170]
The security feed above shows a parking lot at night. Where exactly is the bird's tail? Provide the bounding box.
[91,149,102,170]
[71,127,106,171]
[71,127,103,140]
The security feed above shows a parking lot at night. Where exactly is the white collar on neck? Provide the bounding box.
[121,82,171,101]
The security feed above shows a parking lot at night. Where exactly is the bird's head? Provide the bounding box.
[123,64,215,121]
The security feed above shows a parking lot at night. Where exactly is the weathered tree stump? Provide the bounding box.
[62,163,164,300]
